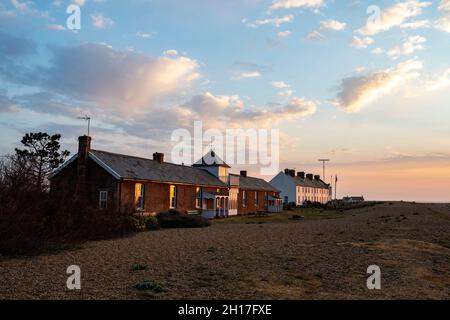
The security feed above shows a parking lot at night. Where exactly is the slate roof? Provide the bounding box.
[89,150,227,187]
[192,150,230,168]
[288,175,330,189]
[230,174,279,192]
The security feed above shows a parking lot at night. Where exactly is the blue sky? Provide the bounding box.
[1,0,450,201]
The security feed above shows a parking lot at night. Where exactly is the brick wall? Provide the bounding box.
[237,189,279,214]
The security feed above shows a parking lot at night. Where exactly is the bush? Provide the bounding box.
[128,216,147,232]
[133,279,168,293]
[144,216,159,230]
[156,210,210,229]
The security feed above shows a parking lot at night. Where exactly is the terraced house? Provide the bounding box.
[270,169,332,205]
[50,136,282,219]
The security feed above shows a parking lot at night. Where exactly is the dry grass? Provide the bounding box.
[1,202,449,300]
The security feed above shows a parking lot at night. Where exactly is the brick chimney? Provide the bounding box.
[240,170,247,177]
[78,135,91,161]
[76,135,92,198]
[153,152,164,163]
[306,173,314,180]
[314,175,321,181]
[289,170,295,177]
[284,169,290,175]
[297,172,305,179]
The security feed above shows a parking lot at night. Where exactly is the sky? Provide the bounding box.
[0,0,449,202]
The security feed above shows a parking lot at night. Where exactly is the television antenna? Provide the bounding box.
[77,115,91,136]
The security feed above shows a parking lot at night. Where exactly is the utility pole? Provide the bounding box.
[334,175,338,200]
[318,159,330,182]
[77,115,91,136]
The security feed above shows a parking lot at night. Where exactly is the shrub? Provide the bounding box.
[131,264,147,271]
[144,216,159,230]
[133,279,168,293]
[156,210,210,229]
[128,216,146,232]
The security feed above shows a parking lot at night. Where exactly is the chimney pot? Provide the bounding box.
[153,152,164,163]
[240,170,247,177]
[297,171,305,179]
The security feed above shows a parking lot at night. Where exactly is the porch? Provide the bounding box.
[201,192,229,219]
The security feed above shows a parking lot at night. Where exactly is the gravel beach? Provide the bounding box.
[1,202,449,300]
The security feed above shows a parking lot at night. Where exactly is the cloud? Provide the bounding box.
[435,0,450,32]
[320,19,347,31]
[0,89,18,113]
[350,36,374,49]
[91,13,115,29]
[307,31,326,41]
[136,31,155,38]
[48,24,65,31]
[0,30,36,58]
[44,43,200,114]
[333,60,423,112]
[357,0,432,35]
[247,15,294,28]
[277,30,291,39]
[424,68,450,92]
[72,0,86,6]
[272,81,290,89]
[230,62,268,80]
[270,0,325,10]
[178,92,317,127]
[400,19,430,29]
[371,47,384,54]
[231,71,262,80]
[387,35,426,59]
[163,49,179,56]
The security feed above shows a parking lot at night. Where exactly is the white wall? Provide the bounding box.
[269,172,296,204]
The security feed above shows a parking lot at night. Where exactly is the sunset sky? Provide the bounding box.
[0,0,449,201]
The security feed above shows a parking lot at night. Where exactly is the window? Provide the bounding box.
[242,190,247,207]
[170,185,177,208]
[196,187,202,209]
[255,192,259,207]
[219,167,228,178]
[284,196,288,204]
[99,191,108,209]
[135,183,145,210]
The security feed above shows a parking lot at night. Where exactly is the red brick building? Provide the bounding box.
[50,136,282,218]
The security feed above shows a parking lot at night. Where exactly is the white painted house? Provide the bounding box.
[270,169,332,205]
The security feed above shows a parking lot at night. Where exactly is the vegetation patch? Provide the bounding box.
[157,209,210,229]
[133,279,169,293]
[131,263,147,271]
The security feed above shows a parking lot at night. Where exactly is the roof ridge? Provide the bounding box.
[91,149,196,169]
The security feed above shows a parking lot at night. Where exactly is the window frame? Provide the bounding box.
[99,191,108,209]
[170,185,177,209]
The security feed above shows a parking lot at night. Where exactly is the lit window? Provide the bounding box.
[170,185,177,208]
[99,191,108,209]
[196,187,202,209]
[135,183,145,210]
